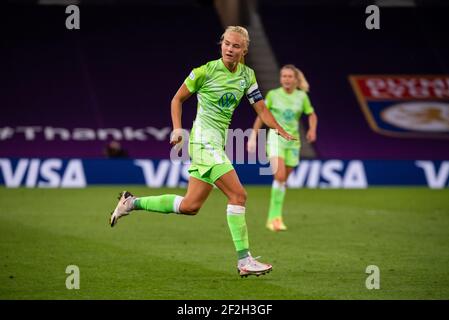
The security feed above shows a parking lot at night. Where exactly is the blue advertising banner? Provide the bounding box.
[1,158,448,189]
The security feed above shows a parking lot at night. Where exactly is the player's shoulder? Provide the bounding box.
[268,87,283,96]
[202,58,222,73]
[240,63,255,78]
[293,88,307,96]
[240,62,254,72]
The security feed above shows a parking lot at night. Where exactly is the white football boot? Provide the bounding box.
[238,254,272,278]
[109,191,136,227]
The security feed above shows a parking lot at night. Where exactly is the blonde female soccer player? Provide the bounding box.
[247,65,318,232]
[109,26,295,277]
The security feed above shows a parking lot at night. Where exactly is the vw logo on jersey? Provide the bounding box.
[218,92,237,109]
[283,109,295,121]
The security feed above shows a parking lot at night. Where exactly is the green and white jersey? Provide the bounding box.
[266,87,314,149]
[184,58,259,149]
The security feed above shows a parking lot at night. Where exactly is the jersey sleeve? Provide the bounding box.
[264,90,273,110]
[184,65,207,93]
[245,69,264,104]
[303,92,315,115]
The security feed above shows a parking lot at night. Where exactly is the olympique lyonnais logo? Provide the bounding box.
[349,75,449,139]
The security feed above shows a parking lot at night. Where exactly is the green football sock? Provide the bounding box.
[268,180,286,221]
[134,194,182,214]
[226,205,249,259]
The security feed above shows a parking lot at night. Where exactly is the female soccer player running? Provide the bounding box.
[109,26,295,277]
[247,65,318,232]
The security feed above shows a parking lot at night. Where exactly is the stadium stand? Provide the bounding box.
[1,3,225,158]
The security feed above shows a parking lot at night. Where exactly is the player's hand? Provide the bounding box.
[306,129,317,143]
[277,129,297,141]
[247,136,257,153]
[170,128,184,150]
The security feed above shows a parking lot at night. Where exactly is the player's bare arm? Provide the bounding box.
[170,83,192,146]
[306,112,318,143]
[252,100,296,141]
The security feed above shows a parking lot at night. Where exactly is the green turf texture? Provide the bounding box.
[0,187,448,300]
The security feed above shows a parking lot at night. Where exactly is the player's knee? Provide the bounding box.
[180,202,202,215]
[229,188,247,206]
[277,175,287,183]
[275,171,287,182]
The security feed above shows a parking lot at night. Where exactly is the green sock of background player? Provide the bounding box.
[268,180,286,221]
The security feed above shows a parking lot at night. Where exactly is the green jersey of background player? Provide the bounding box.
[248,65,318,232]
[109,26,296,277]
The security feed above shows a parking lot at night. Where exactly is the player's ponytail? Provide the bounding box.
[281,64,310,92]
[295,68,310,92]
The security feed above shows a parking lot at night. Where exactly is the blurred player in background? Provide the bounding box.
[109,26,296,277]
[247,65,318,232]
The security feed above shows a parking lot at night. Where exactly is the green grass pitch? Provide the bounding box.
[0,187,448,299]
